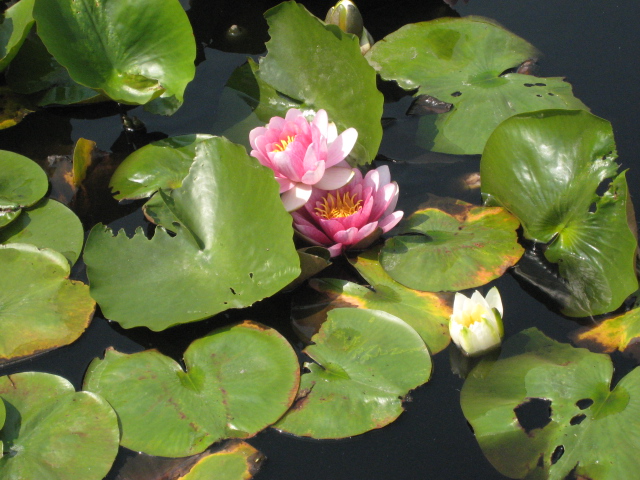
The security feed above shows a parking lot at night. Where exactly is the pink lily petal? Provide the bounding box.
[312,109,329,136]
[284,109,303,121]
[326,127,358,167]
[379,211,404,233]
[370,182,399,219]
[333,227,360,245]
[272,151,302,182]
[326,122,338,143]
[293,223,333,245]
[275,177,295,193]
[314,167,354,190]
[301,160,326,185]
[281,183,312,212]
[327,243,344,257]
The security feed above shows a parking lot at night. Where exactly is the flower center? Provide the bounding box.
[272,135,296,153]
[458,304,487,327]
[315,192,363,219]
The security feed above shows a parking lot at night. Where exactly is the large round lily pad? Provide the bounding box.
[84,321,300,457]
[0,244,95,365]
[256,1,383,165]
[461,327,640,480]
[84,136,300,330]
[0,150,48,228]
[33,0,196,105]
[481,109,638,316]
[380,200,524,291]
[0,372,119,479]
[275,308,432,439]
[0,198,84,265]
[365,17,587,154]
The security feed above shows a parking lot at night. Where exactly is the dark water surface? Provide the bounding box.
[1,0,639,479]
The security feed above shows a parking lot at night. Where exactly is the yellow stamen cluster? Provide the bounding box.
[456,303,486,327]
[315,191,363,219]
[272,135,296,152]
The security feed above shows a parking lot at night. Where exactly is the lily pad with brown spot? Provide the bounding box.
[380,200,523,291]
[571,307,640,360]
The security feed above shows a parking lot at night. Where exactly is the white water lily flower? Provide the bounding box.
[449,287,503,357]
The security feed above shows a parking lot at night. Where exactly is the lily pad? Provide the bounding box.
[365,17,587,154]
[481,109,638,316]
[33,0,196,105]
[0,198,84,264]
[0,150,48,228]
[257,1,383,165]
[0,0,35,72]
[461,327,640,480]
[380,200,524,291]
[292,247,451,354]
[84,136,300,330]
[179,441,264,480]
[109,135,211,201]
[0,371,119,479]
[0,244,94,365]
[84,321,300,457]
[275,308,432,439]
[571,307,640,360]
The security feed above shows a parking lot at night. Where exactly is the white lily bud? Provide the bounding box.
[449,287,504,357]
[324,0,373,54]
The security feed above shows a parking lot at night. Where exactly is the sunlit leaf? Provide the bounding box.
[571,307,640,360]
[0,372,119,479]
[380,200,524,291]
[275,308,431,438]
[461,327,640,480]
[84,321,300,457]
[0,0,35,71]
[85,136,300,331]
[0,150,47,227]
[33,0,196,105]
[366,17,587,154]
[481,109,638,316]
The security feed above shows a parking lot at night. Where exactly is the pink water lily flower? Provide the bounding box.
[249,108,358,211]
[291,165,403,257]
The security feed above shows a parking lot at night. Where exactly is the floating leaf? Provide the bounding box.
[84,321,300,457]
[481,109,638,316]
[365,17,587,154]
[33,0,196,105]
[0,244,94,365]
[85,136,300,330]
[293,247,451,354]
[285,246,332,291]
[571,307,640,359]
[257,1,383,165]
[0,372,119,479]
[275,308,432,438]
[380,200,524,291]
[461,327,640,479]
[0,150,48,228]
[109,135,211,201]
[0,198,84,264]
[0,0,35,72]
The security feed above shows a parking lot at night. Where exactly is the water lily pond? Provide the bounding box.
[1,0,639,478]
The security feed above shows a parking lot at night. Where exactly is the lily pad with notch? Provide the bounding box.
[461,327,640,480]
[84,321,300,458]
[0,150,48,228]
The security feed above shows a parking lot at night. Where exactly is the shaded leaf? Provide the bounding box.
[275,308,432,438]
[285,246,332,291]
[84,321,300,457]
[0,0,35,71]
[461,328,640,480]
[0,87,33,129]
[0,372,119,479]
[380,200,524,291]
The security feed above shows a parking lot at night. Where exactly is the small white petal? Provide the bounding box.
[485,286,503,317]
[281,184,313,212]
[314,167,355,190]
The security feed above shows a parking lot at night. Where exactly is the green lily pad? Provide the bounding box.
[85,136,300,331]
[292,247,451,354]
[84,321,300,457]
[0,198,84,265]
[180,441,264,480]
[365,17,587,154]
[0,0,35,72]
[285,246,332,291]
[461,327,640,480]
[257,1,383,165]
[0,243,94,365]
[109,135,212,201]
[380,200,524,291]
[33,0,196,105]
[571,306,640,359]
[275,308,432,439]
[481,109,638,316]
[0,150,48,228]
[0,372,119,479]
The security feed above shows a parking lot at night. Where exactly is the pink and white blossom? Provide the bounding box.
[291,165,403,257]
[249,108,358,211]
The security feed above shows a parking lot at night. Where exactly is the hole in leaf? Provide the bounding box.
[551,445,565,464]
[535,82,547,86]
[524,83,534,87]
[576,398,594,409]
[514,397,552,433]
[249,272,254,279]
[588,202,597,213]
[548,92,555,96]
[536,94,542,97]
[570,414,586,425]
[451,91,462,97]
[595,178,612,197]
[230,287,236,295]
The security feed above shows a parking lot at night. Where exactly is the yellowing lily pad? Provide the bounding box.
[380,200,524,291]
[275,308,432,439]
[84,321,300,457]
[571,307,640,359]
[179,441,264,480]
[0,372,119,479]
